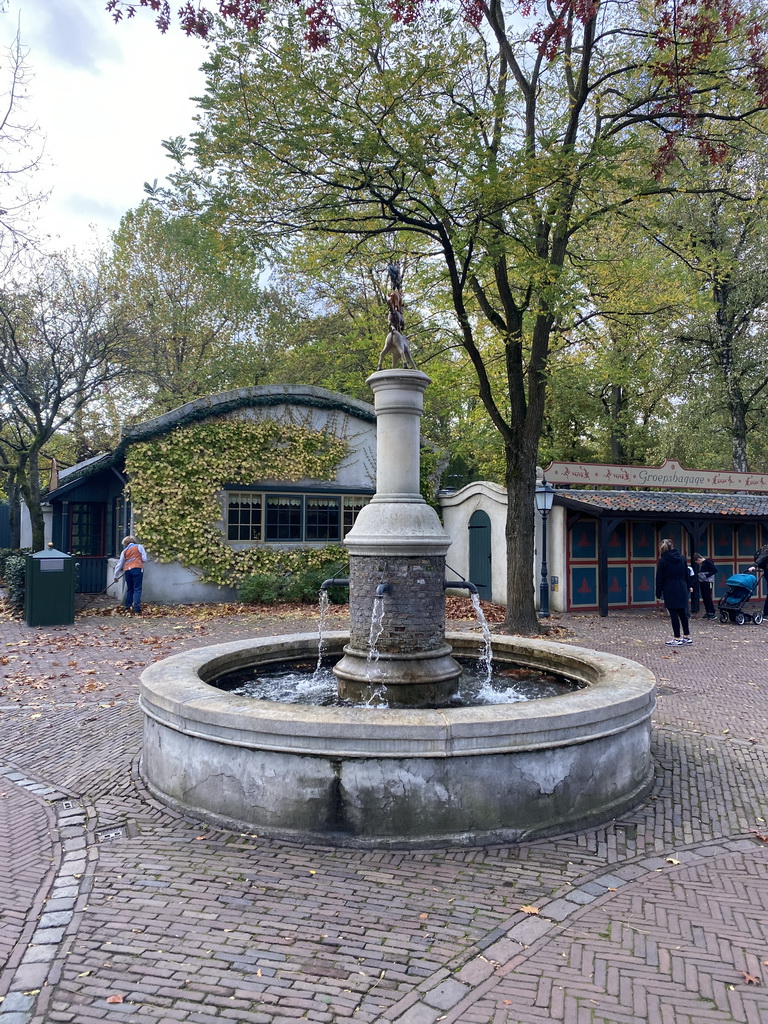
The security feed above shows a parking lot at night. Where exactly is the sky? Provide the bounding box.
[2,0,208,254]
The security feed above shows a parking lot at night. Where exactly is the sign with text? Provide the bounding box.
[542,459,768,493]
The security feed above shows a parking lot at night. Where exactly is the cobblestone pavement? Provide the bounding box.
[0,603,767,1024]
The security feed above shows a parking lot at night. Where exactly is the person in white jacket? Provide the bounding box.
[113,535,148,615]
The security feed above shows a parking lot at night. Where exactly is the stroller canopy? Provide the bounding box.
[724,573,757,591]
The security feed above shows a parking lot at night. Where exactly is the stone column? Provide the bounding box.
[333,369,461,706]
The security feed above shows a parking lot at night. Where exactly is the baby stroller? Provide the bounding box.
[718,573,763,625]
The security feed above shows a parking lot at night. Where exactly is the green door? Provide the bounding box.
[468,510,492,600]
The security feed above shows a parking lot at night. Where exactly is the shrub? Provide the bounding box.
[283,565,346,604]
[238,572,282,605]
[0,547,25,583]
[238,558,348,605]
[3,555,26,612]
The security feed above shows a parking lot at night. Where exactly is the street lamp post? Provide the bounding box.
[535,478,555,618]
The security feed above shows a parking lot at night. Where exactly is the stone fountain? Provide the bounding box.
[140,300,656,847]
[138,364,655,843]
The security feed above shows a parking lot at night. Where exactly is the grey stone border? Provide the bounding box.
[369,834,768,1023]
[0,765,93,1024]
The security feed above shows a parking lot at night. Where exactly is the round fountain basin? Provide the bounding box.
[139,631,656,847]
[216,660,578,707]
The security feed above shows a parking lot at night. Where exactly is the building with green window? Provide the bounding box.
[35,386,377,601]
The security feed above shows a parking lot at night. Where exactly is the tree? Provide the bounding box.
[542,220,690,466]
[642,144,768,472]
[109,201,284,413]
[108,0,768,631]
[0,28,47,267]
[0,252,131,549]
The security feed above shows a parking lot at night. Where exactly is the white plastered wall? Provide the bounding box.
[19,503,53,551]
[440,480,566,612]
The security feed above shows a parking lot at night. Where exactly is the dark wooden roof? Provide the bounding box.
[554,489,768,517]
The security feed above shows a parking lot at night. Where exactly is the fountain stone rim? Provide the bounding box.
[139,630,656,759]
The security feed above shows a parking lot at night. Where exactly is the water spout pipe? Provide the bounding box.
[444,580,479,595]
[375,582,391,597]
[320,578,350,591]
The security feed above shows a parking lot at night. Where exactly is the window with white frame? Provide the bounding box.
[343,495,370,537]
[305,495,341,541]
[225,491,370,544]
[227,493,262,541]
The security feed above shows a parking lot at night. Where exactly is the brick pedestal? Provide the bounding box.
[335,552,461,705]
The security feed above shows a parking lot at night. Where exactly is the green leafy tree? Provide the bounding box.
[108,0,768,631]
[642,145,768,472]
[110,201,283,413]
[542,222,689,465]
[0,252,130,549]
[259,259,395,402]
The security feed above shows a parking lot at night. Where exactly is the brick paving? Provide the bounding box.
[0,602,766,1024]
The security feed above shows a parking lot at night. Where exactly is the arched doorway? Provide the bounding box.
[468,509,492,599]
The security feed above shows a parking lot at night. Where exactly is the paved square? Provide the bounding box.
[1,604,766,1023]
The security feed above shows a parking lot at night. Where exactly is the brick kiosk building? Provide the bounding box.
[440,460,768,616]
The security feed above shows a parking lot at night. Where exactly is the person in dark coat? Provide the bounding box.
[748,543,768,616]
[656,539,693,645]
[693,552,717,618]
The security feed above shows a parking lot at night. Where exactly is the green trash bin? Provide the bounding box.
[25,547,76,627]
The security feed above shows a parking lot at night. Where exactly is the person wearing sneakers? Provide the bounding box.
[655,538,693,646]
[693,552,717,618]
[113,535,148,615]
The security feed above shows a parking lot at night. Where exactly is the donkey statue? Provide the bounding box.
[377,328,417,371]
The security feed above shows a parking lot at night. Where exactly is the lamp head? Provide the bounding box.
[535,478,555,513]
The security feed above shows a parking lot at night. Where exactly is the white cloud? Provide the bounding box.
[24,0,121,72]
[2,0,207,252]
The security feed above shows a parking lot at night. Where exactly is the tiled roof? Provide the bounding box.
[555,490,768,516]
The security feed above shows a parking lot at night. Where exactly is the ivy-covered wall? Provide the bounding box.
[125,417,350,587]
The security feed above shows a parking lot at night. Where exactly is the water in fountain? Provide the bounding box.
[313,588,331,683]
[366,594,386,677]
[470,591,493,687]
[218,658,578,707]
[218,583,575,707]
[363,593,388,704]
